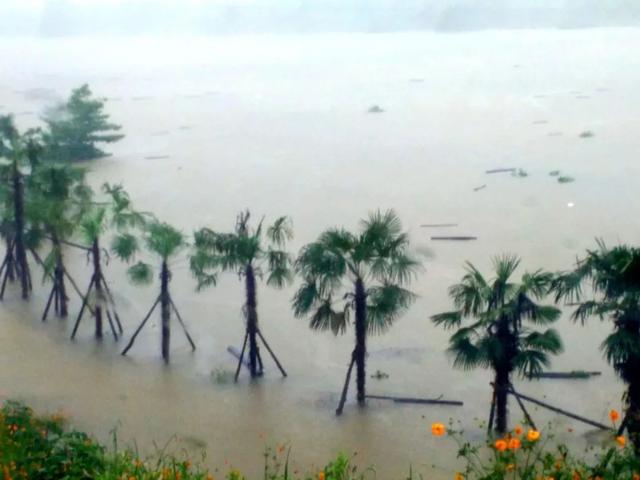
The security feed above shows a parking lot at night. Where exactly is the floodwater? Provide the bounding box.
[1,29,640,478]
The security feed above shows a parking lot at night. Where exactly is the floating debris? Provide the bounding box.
[579,130,595,138]
[529,370,601,380]
[473,184,487,192]
[211,367,235,385]
[576,95,590,99]
[365,394,463,406]
[486,168,516,174]
[558,176,575,184]
[367,105,384,113]
[178,125,193,130]
[420,223,458,228]
[532,120,548,125]
[132,96,153,101]
[144,155,171,160]
[548,132,563,137]
[431,236,477,241]
[409,78,425,83]
[511,169,528,178]
[371,370,389,380]
[549,170,560,176]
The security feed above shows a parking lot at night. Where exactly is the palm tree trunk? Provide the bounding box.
[494,368,510,433]
[245,264,260,377]
[91,239,103,339]
[160,260,171,364]
[52,233,68,317]
[12,165,30,300]
[623,354,640,453]
[354,278,367,406]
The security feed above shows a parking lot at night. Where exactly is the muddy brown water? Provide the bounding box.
[1,29,639,478]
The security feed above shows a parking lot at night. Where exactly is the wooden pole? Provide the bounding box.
[42,284,56,321]
[256,329,287,377]
[70,277,95,339]
[507,387,609,430]
[487,387,497,435]
[169,297,196,351]
[509,382,537,430]
[336,353,356,416]
[121,296,161,356]
[234,332,249,382]
[100,275,123,333]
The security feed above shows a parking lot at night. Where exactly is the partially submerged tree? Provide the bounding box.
[71,183,145,340]
[42,84,124,162]
[432,256,562,433]
[293,210,418,414]
[190,211,291,379]
[553,242,640,451]
[27,163,92,319]
[0,115,39,300]
[119,221,195,364]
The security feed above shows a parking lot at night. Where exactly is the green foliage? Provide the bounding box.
[293,209,419,336]
[41,84,124,162]
[432,256,563,378]
[553,242,640,383]
[191,211,293,291]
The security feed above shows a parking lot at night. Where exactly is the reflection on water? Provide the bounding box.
[1,29,640,478]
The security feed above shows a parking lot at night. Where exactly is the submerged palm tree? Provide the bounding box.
[190,211,292,379]
[553,241,640,450]
[432,255,562,433]
[72,183,146,340]
[27,163,92,319]
[0,115,40,300]
[292,210,418,415]
[118,221,195,364]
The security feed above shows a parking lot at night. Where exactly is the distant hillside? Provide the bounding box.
[2,0,640,36]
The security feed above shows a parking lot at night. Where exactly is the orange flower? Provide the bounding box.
[185,461,191,469]
[318,472,326,480]
[207,475,214,480]
[431,423,446,437]
[610,410,620,422]
[508,438,521,450]
[632,474,640,480]
[527,429,541,441]
[514,425,523,436]
[573,472,581,480]
[454,473,464,480]
[494,439,508,452]
[616,436,626,447]
[278,445,286,454]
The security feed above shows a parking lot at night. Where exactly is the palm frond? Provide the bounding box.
[127,261,153,285]
[366,284,416,335]
[266,216,293,247]
[111,233,139,263]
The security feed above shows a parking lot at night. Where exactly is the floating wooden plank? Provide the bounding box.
[431,236,477,241]
[486,168,516,174]
[474,184,487,192]
[366,394,463,406]
[420,223,458,228]
[144,155,171,160]
[529,371,601,380]
[227,346,250,370]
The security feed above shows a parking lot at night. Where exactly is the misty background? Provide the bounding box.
[1,0,640,36]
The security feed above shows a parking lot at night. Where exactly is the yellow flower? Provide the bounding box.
[494,439,508,452]
[514,425,523,436]
[527,429,541,441]
[616,436,626,447]
[431,423,446,437]
[506,464,515,471]
[610,409,620,422]
[207,475,214,480]
[454,473,464,480]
